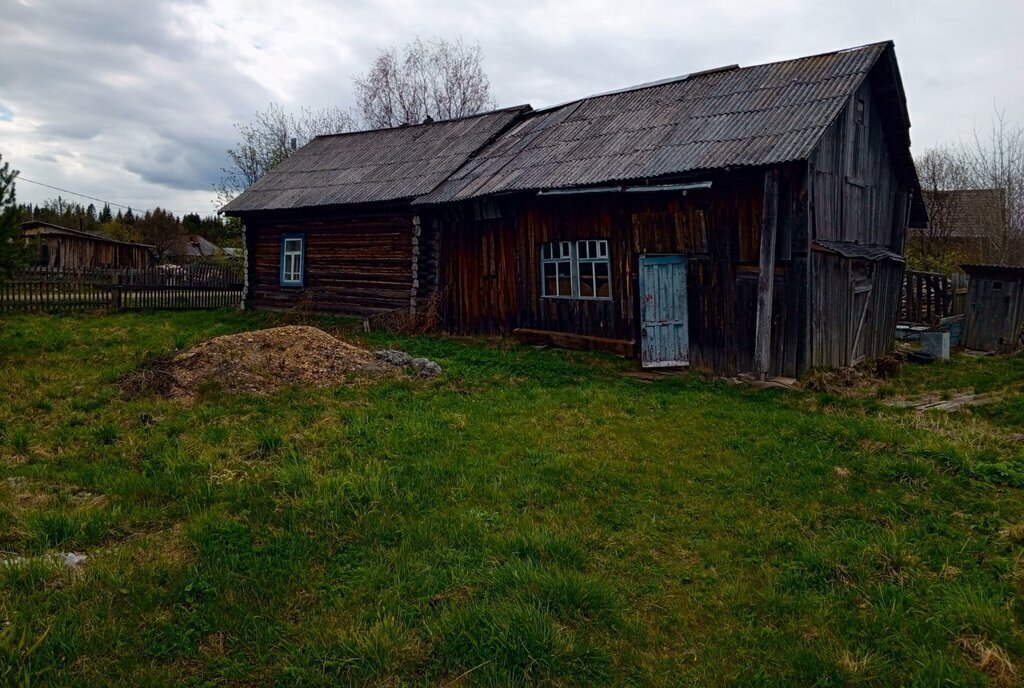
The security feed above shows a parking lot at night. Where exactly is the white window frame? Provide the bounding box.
[540,239,612,300]
[280,234,304,286]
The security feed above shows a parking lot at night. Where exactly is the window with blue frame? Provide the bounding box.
[280,234,305,286]
[540,239,611,299]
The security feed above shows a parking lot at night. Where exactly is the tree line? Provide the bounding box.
[15,197,235,262]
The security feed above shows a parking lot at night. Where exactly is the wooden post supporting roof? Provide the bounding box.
[753,168,780,380]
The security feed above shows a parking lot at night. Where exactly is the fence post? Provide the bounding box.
[110,270,122,310]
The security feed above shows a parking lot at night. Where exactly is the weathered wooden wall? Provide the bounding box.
[436,165,810,377]
[807,72,911,368]
[962,271,1024,353]
[244,210,417,314]
[810,253,904,367]
[33,236,152,270]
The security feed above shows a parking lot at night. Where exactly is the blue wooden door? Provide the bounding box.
[638,254,689,368]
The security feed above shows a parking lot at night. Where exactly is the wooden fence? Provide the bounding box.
[899,270,969,325]
[0,264,244,313]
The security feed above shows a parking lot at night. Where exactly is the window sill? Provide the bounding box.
[541,295,612,302]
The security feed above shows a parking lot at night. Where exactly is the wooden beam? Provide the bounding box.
[753,168,780,380]
[513,328,635,358]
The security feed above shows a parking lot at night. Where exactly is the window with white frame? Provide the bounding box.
[540,239,611,299]
[280,234,304,286]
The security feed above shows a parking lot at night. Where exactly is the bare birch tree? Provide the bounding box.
[216,103,355,207]
[910,146,972,271]
[353,37,497,129]
[962,108,1024,263]
[912,107,1024,269]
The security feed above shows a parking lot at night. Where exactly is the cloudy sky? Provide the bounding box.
[1,0,1022,215]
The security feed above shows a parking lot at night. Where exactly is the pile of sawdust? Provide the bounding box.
[122,326,396,398]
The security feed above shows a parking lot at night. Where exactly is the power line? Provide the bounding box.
[16,176,219,217]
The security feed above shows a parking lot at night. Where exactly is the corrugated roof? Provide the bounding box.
[960,263,1024,277]
[814,240,904,262]
[221,106,530,214]
[417,42,893,204]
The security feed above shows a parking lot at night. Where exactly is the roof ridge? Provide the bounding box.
[310,104,532,141]
[529,41,892,116]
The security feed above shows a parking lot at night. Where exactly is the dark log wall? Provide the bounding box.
[808,74,911,368]
[438,165,810,376]
[244,210,417,314]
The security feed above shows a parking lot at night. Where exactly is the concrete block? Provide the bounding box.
[920,331,950,360]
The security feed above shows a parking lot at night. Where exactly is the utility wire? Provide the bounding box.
[16,176,218,217]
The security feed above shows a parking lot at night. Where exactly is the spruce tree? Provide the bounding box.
[0,154,29,280]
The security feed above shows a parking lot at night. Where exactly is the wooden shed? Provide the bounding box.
[21,221,155,270]
[960,264,1024,353]
[225,41,927,378]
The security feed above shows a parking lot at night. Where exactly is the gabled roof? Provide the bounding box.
[220,106,530,215]
[417,42,906,204]
[922,188,1006,238]
[20,220,156,250]
[172,234,226,257]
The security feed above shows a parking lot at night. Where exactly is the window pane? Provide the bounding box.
[557,260,572,296]
[542,262,556,296]
[284,238,302,252]
[560,241,570,258]
[598,241,607,258]
[578,241,589,259]
[595,261,609,298]
[578,261,594,297]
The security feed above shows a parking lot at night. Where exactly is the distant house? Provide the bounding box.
[168,234,240,263]
[914,188,1006,263]
[21,221,155,270]
[224,41,927,377]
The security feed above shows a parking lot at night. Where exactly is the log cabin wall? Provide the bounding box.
[244,208,418,315]
[807,74,912,369]
[435,164,811,377]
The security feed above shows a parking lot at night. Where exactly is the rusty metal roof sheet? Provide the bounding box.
[814,240,904,262]
[417,42,893,204]
[221,105,530,214]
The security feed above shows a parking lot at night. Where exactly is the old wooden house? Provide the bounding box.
[21,221,156,270]
[224,41,927,377]
[221,106,529,314]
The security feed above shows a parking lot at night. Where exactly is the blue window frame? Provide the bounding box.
[540,239,611,300]
[280,233,305,287]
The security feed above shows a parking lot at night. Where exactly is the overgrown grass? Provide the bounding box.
[1,311,1022,686]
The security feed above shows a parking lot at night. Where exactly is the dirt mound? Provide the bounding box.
[122,326,399,398]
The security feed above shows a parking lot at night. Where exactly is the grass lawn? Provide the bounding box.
[1,310,1023,686]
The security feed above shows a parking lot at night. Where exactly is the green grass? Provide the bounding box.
[1,311,1023,686]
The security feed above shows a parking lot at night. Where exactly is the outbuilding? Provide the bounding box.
[960,264,1024,353]
[21,221,156,270]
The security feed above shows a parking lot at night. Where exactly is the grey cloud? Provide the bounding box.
[1,0,1022,213]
